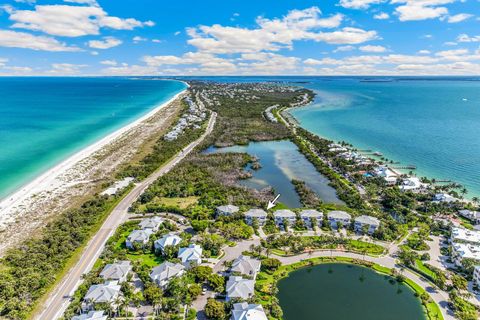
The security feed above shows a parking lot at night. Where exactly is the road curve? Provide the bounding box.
[36,112,217,320]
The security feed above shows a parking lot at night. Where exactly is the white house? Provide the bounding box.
[451,242,480,267]
[400,177,426,192]
[216,205,240,217]
[83,281,121,311]
[231,255,261,279]
[473,265,480,288]
[300,209,323,228]
[150,261,185,288]
[327,211,351,229]
[99,260,132,283]
[458,210,480,224]
[154,233,182,253]
[226,276,255,301]
[72,311,107,320]
[178,244,202,267]
[244,208,267,226]
[231,302,268,320]
[373,166,398,185]
[273,209,296,227]
[433,193,458,203]
[125,229,153,249]
[450,227,480,245]
[139,216,163,232]
[101,177,134,196]
[354,215,380,234]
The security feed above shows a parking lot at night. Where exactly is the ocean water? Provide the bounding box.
[0,77,186,200]
[288,78,480,197]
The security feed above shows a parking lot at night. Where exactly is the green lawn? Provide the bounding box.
[414,259,437,280]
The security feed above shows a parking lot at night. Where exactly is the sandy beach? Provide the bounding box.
[0,88,187,255]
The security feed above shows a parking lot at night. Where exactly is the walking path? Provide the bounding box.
[36,112,217,320]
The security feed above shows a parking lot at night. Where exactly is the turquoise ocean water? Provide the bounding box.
[288,77,480,197]
[0,77,186,200]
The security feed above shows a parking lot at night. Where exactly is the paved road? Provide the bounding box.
[36,112,217,320]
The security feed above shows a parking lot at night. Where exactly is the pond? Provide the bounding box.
[277,263,427,320]
[204,140,342,207]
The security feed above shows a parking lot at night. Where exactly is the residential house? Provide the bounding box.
[178,244,202,267]
[83,281,121,311]
[273,209,296,227]
[139,216,163,232]
[473,265,480,288]
[216,205,240,217]
[327,211,351,229]
[125,229,153,249]
[433,193,458,203]
[231,255,261,279]
[244,209,267,226]
[99,260,132,283]
[154,233,182,253]
[226,276,255,301]
[150,261,185,288]
[300,209,323,228]
[400,177,426,192]
[373,166,398,185]
[451,243,480,267]
[354,215,380,234]
[231,302,268,320]
[72,311,107,320]
[458,210,480,224]
[450,227,480,245]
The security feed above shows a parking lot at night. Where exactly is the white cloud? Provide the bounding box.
[100,59,117,66]
[418,49,431,54]
[339,0,384,9]
[457,34,480,42]
[87,36,122,49]
[185,7,376,54]
[303,58,323,66]
[133,36,147,43]
[334,45,356,52]
[391,0,459,21]
[6,4,154,37]
[0,29,80,51]
[374,12,390,20]
[359,44,387,52]
[49,63,87,74]
[443,41,457,46]
[152,39,162,43]
[447,13,473,23]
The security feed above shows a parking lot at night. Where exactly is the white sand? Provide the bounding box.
[0,88,187,228]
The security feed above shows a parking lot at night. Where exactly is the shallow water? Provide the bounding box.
[204,140,342,207]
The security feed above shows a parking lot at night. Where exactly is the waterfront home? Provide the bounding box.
[231,255,261,279]
[458,210,480,224]
[400,177,426,192]
[327,211,351,229]
[216,204,240,217]
[150,261,185,288]
[451,242,480,267]
[450,227,480,245]
[178,244,202,267]
[83,281,121,311]
[231,302,268,320]
[100,177,134,196]
[373,166,398,185]
[473,266,480,288]
[138,216,163,232]
[72,311,107,320]
[99,260,132,283]
[125,229,153,249]
[433,193,458,203]
[154,233,182,253]
[300,209,323,228]
[354,215,380,234]
[273,209,296,227]
[244,208,267,226]
[226,276,255,301]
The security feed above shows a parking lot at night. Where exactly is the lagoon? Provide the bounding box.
[204,140,342,207]
[277,263,427,320]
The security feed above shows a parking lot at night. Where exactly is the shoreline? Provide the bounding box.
[0,84,188,225]
[287,100,479,200]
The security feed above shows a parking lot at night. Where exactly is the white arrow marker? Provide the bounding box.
[267,194,281,210]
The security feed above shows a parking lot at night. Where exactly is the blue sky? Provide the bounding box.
[0,0,479,75]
